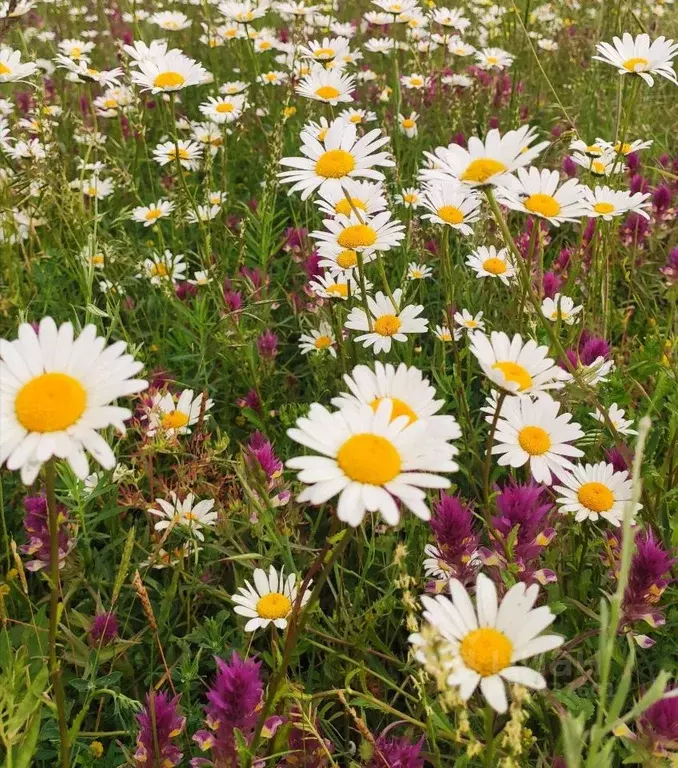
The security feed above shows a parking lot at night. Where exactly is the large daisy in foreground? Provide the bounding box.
[287,400,458,526]
[1,318,147,484]
[411,573,564,713]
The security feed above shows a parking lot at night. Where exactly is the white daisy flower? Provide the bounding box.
[400,73,430,89]
[55,56,123,87]
[142,542,201,570]
[296,64,355,104]
[593,32,678,86]
[317,246,375,275]
[345,289,428,353]
[407,262,433,280]
[420,182,482,235]
[446,38,476,57]
[332,362,462,442]
[466,245,516,285]
[431,8,470,32]
[571,150,626,177]
[140,250,187,284]
[314,179,387,218]
[186,204,221,224]
[128,49,208,93]
[150,10,191,30]
[79,176,115,200]
[152,139,203,170]
[411,573,564,713]
[562,356,615,387]
[395,187,422,208]
[470,331,569,396]
[496,167,589,226]
[582,185,651,220]
[1,318,147,484]
[372,0,420,15]
[287,399,458,526]
[219,79,249,95]
[423,544,455,580]
[589,403,637,436]
[538,38,558,51]
[338,108,377,126]
[150,492,217,541]
[299,322,337,357]
[311,210,405,255]
[399,111,419,138]
[309,272,368,300]
[601,137,653,156]
[57,38,95,60]
[453,309,484,339]
[146,389,214,437]
[199,94,247,123]
[541,294,582,325]
[232,565,311,632]
[421,126,549,188]
[569,138,606,157]
[492,394,584,484]
[258,70,288,85]
[298,36,351,63]
[434,324,453,342]
[475,47,515,70]
[554,461,641,525]
[0,47,38,82]
[279,118,394,200]
[364,37,396,54]
[131,199,175,227]
[219,0,270,24]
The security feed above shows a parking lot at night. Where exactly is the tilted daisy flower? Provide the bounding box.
[314,179,387,218]
[599,137,654,156]
[0,47,38,82]
[141,250,187,284]
[152,139,203,170]
[571,150,625,177]
[470,331,569,396]
[420,182,482,235]
[593,33,678,86]
[186,204,221,224]
[311,211,405,255]
[1,318,147,484]
[58,38,95,60]
[258,70,288,85]
[131,199,175,227]
[372,0,420,15]
[55,56,123,87]
[399,111,419,138]
[569,138,607,157]
[554,461,641,525]
[466,245,516,285]
[150,10,191,30]
[199,94,247,123]
[541,294,582,325]
[423,544,455,580]
[219,79,249,95]
[431,8,470,32]
[279,118,394,200]
[309,271,368,300]
[400,73,430,89]
[296,65,355,105]
[232,566,311,632]
[421,126,549,188]
[331,362,462,441]
[453,309,484,339]
[345,289,428,353]
[582,185,651,220]
[434,325,453,342]
[298,36,351,63]
[79,176,115,200]
[219,0,271,24]
[299,322,337,357]
[407,262,433,280]
[364,37,396,54]
[412,573,563,713]
[286,399,458,526]
[446,38,476,58]
[496,167,589,226]
[129,49,208,93]
[150,492,218,541]
[589,403,637,436]
[492,394,585,484]
[395,187,422,208]
[317,246,375,275]
[475,47,514,70]
[146,389,214,437]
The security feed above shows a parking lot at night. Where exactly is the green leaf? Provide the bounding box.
[560,711,585,768]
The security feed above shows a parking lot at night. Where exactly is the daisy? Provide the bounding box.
[0,47,38,82]
[497,167,589,226]
[141,250,187,284]
[299,322,337,357]
[0,318,147,484]
[152,139,203,170]
[298,36,351,63]
[311,211,405,257]
[150,492,217,541]
[295,65,355,104]
[219,0,270,24]
[453,309,484,339]
[466,245,517,285]
[146,389,214,437]
[395,187,422,208]
[129,49,207,93]
[79,176,115,200]
[562,356,615,387]
[314,179,387,218]
[345,289,428,354]
[232,565,311,632]
[421,126,549,188]
[470,331,570,396]
[554,461,641,525]
[446,38,476,58]
[131,199,175,227]
[431,8,470,32]
[569,138,606,157]
[592,33,678,86]
[317,247,375,275]
[372,0,420,16]
[399,112,419,138]
[420,182,482,235]
[571,150,626,177]
[423,544,455,580]
[590,403,637,436]
[142,542,201,570]
[331,361,462,441]
[492,394,584,484]
[219,79,249,95]
[286,399,457,526]
[582,185,651,220]
[412,573,563,713]
[475,47,515,70]
[338,108,377,126]
[186,204,221,224]
[150,10,191,30]
[191,121,224,152]
[434,325,453,342]
[309,272,367,300]
[279,118,394,200]
[199,95,247,123]
[541,294,582,325]
[602,137,653,156]
[400,73,429,89]
[364,37,396,55]
[407,262,433,280]
[55,57,123,87]
[57,38,95,60]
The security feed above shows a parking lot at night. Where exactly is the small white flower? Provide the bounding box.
[590,403,637,436]
[345,289,428,354]
[146,389,214,437]
[150,492,217,541]
[407,262,433,280]
[541,294,582,325]
[299,322,337,357]
[131,199,175,227]
[232,565,311,632]
[466,245,517,285]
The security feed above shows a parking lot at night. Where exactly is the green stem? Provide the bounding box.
[484,704,495,767]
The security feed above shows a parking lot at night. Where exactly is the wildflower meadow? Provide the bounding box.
[1,0,677,765]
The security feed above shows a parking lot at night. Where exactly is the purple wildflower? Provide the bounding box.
[134,692,185,768]
[428,494,479,586]
[542,271,562,299]
[279,709,333,767]
[257,329,279,359]
[562,155,577,178]
[90,612,119,645]
[237,388,261,412]
[369,735,424,768]
[244,432,290,510]
[653,183,672,213]
[605,445,629,473]
[660,247,678,284]
[20,495,74,572]
[638,689,678,753]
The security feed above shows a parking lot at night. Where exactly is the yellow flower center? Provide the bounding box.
[104,98,118,108]
[373,314,402,336]
[256,592,292,620]
[577,481,614,512]
[150,263,170,277]
[0,63,11,75]
[410,270,422,278]
[15,373,87,433]
[349,114,362,123]
[258,41,272,50]
[314,335,332,349]
[92,254,105,265]
[461,158,507,184]
[370,397,417,424]
[317,128,329,142]
[145,208,162,221]
[409,77,423,86]
[162,20,180,29]
[437,205,464,225]
[315,85,341,100]
[325,283,348,297]
[334,197,367,217]
[623,57,649,72]
[460,628,513,677]
[482,257,508,275]
[465,320,478,328]
[337,224,377,249]
[403,193,418,203]
[314,47,336,59]
[153,71,186,89]
[402,118,416,129]
[315,149,355,179]
[161,410,190,429]
[87,186,97,196]
[524,193,561,218]
[439,330,452,340]
[336,249,358,268]
[337,433,402,485]
[455,47,465,55]
[283,106,296,117]
[518,425,551,455]
[586,144,602,155]
[591,160,606,174]
[593,202,615,214]
[216,102,235,113]
[614,141,633,154]
[492,361,533,391]
[70,47,82,58]
[87,68,100,77]
[486,56,499,65]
